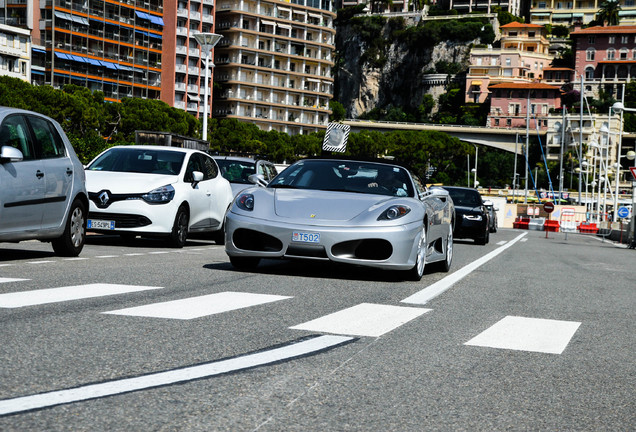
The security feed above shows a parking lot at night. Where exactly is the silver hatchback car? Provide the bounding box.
[0,107,88,256]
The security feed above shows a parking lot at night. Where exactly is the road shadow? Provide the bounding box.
[0,247,55,261]
[86,233,217,248]
[204,258,440,283]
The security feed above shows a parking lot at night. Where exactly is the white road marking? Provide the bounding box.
[103,292,292,320]
[464,316,581,354]
[124,253,145,256]
[95,255,118,259]
[0,278,28,284]
[63,257,89,261]
[149,251,170,255]
[291,303,431,337]
[401,232,528,305]
[496,241,507,245]
[521,238,528,242]
[0,335,353,416]
[0,284,163,308]
[0,264,14,267]
[26,261,55,265]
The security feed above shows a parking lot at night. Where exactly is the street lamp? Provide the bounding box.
[194,32,223,142]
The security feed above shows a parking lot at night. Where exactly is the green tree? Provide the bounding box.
[597,0,621,26]
[329,100,346,121]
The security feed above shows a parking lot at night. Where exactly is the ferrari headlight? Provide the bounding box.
[463,214,483,221]
[378,205,411,220]
[142,184,175,204]
[236,193,254,211]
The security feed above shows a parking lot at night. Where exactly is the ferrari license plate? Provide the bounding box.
[88,219,115,230]
[292,231,320,243]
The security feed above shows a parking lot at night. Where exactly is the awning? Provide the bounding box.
[87,58,102,66]
[54,52,70,60]
[135,11,150,20]
[277,6,291,12]
[277,23,291,29]
[148,32,162,39]
[531,13,550,17]
[31,70,45,75]
[471,80,483,85]
[148,14,164,26]
[306,78,320,83]
[308,13,322,19]
[187,93,201,101]
[260,20,276,26]
[553,13,572,18]
[572,13,584,17]
[32,47,46,53]
[619,10,636,16]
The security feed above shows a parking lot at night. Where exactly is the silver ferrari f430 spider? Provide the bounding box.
[224,158,455,280]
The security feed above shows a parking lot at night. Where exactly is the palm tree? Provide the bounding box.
[597,0,621,26]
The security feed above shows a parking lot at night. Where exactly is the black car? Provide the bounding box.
[441,186,490,245]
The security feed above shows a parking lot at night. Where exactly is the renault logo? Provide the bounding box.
[98,191,110,206]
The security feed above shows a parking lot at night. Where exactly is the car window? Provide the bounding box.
[0,115,33,160]
[201,154,218,179]
[88,148,185,174]
[265,163,278,181]
[410,173,427,200]
[216,159,256,184]
[447,189,482,206]
[27,115,66,159]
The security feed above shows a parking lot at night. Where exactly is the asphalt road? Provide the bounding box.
[0,229,633,431]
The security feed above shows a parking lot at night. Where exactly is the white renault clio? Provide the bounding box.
[85,145,233,247]
[0,107,88,256]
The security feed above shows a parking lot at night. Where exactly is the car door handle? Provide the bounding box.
[36,170,44,179]
[66,168,73,176]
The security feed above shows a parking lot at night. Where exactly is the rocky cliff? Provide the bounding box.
[334,15,494,118]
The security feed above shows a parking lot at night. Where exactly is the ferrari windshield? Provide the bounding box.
[87,148,185,175]
[268,159,415,197]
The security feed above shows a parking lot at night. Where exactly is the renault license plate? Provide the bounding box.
[88,219,115,230]
[292,232,320,243]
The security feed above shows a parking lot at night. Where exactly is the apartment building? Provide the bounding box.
[571,25,636,98]
[160,1,216,117]
[466,22,553,103]
[530,0,636,27]
[445,0,523,16]
[0,23,31,83]
[213,0,336,134]
[487,82,562,129]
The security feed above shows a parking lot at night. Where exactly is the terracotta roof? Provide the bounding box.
[544,67,574,71]
[488,82,562,90]
[571,25,636,35]
[501,22,544,29]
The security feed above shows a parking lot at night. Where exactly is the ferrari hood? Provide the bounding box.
[273,189,391,221]
[86,171,178,193]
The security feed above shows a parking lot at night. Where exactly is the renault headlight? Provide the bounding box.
[142,184,175,204]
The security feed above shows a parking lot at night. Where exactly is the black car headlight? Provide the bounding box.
[142,184,175,204]
[378,205,411,220]
[463,214,483,221]
[236,193,254,211]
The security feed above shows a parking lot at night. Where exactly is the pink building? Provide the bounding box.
[487,82,562,130]
[571,25,636,98]
[466,22,553,104]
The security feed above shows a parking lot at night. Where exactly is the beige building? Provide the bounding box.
[213,0,336,134]
[466,22,554,103]
[530,0,636,27]
[0,23,31,83]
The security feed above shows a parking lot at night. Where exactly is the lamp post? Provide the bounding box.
[627,150,636,247]
[193,32,223,142]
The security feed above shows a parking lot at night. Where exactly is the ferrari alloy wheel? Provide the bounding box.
[405,225,427,281]
[440,229,453,272]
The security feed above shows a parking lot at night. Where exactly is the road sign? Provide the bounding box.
[322,123,350,153]
[543,202,555,213]
[630,166,636,181]
[617,206,631,219]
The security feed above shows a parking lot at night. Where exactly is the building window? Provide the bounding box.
[586,49,595,61]
[494,118,500,126]
[588,36,596,44]
[608,49,616,60]
[506,58,511,66]
[506,118,512,126]
[585,67,595,79]
[609,36,615,44]
[621,50,629,60]
[622,36,630,44]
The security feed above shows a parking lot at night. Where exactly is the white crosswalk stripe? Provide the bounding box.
[103,291,292,320]
[0,278,29,284]
[0,284,163,308]
[291,303,431,337]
